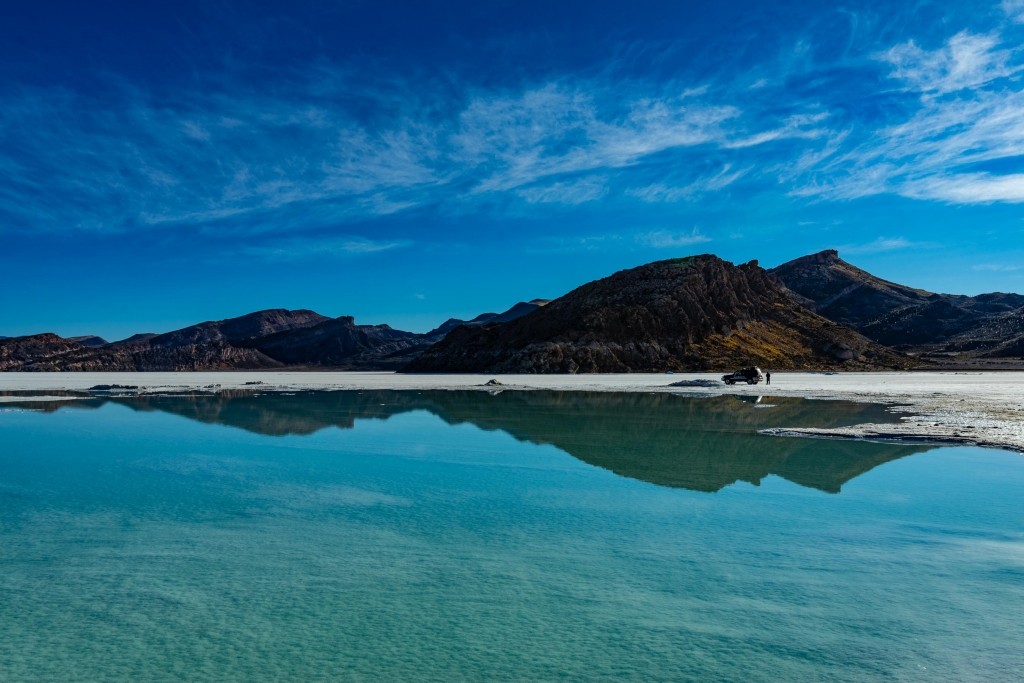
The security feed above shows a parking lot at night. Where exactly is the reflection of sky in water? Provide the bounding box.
[1,399,1022,681]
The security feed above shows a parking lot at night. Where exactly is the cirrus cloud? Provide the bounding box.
[636,228,711,249]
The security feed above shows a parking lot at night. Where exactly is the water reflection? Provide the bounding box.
[10,390,928,493]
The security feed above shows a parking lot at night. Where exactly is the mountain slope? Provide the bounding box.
[69,335,108,347]
[133,308,329,349]
[769,249,935,330]
[247,316,432,369]
[405,255,909,373]
[425,299,550,337]
[771,250,1024,356]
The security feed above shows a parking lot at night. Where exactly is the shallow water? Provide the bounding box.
[1,391,1022,681]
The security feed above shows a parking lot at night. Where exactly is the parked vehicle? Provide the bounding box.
[721,366,764,385]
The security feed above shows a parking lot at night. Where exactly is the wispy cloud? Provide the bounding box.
[628,165,748,202]
[839,237,931,255]
[239,235,412,261]
[793,23,1024,205]
[516,176,608,204]
[636,228,711,249]
[1003,0,1024,23]
[902,173,1024,203]
[452,83,743,194]
[973,262,1024,271]
[526,232,625,254]
[0,80,444,235]
[0,62,855,236]
[722,113,831,149]
[4,1,1024,242]
[878,31,1017,94]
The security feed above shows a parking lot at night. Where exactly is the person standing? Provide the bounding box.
[766,371,771,385]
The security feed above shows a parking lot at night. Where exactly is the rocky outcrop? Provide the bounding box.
[771,250,1024,357]
[405,255,910,373]
[0,334,96,370]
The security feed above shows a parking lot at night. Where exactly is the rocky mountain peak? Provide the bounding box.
[799,249,841,265]
[769,250,933,330]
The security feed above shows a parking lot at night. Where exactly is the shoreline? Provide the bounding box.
[1,371,1022,454]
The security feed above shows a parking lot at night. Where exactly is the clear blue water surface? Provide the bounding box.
[1,391,1022,682]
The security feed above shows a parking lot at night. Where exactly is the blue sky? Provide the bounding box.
[3,0,1024,340]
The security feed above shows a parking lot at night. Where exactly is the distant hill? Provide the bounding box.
[135,308,330,350]
[771,250,1024,358]
[0,309,429,371]
[0,304,548,372]
[68,335,109,347]
[405,255,910,373]
[112,333,159,347]
[425,299,550,337]
[243,316,433,369]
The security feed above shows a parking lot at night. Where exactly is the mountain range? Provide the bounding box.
[2,250,1022,372]
[407,255,907,372]
[770,250,1024,360]
[0,301,546,371]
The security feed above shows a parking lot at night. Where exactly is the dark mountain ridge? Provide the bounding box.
[1,300,554,371]
[771,250,1024,359]
[4,250,1021,372]
[69,335,108,347]
[139,308,329,349]
[425,299,550,337]
[0,309,429,371]
[242,316,433,369]
[407,255,910,373]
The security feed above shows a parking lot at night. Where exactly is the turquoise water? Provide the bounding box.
[1,391,1022,681]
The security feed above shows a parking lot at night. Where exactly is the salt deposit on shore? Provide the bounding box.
[2,371,1022,453]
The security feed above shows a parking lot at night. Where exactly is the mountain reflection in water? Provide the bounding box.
[15,390,928,494]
